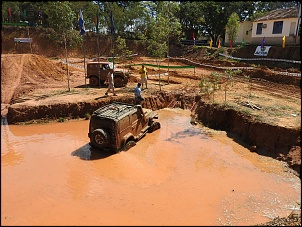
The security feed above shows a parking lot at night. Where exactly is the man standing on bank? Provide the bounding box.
[105,68,117,96]
[134,82,145,105]
[139,64,148,90]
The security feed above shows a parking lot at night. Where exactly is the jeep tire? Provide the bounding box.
[89,76,99,86]
[148,122,161,133]
[123,140,136,151]
[114,76,124,88]
[91,129,109,149]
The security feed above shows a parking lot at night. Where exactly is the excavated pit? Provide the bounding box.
[6,92,300,177]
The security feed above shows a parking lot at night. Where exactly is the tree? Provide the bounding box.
[178,1,205,32]
[225,12,240,46]
[43,2,75,34]
[116,35,132,72]
[68,1,99,32]
[147,13,169,91]
[43,1,78,92]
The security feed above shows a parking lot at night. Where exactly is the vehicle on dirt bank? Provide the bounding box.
[88,102,161,152]
[86,61,129,87]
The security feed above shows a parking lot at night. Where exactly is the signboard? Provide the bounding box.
[14,38,32,43]
[254,46,271,56]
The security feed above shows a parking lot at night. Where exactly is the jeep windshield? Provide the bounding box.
[108,62,114,69]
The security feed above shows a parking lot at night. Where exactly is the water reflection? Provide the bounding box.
[71,143,115,160]
[166,127,208,142]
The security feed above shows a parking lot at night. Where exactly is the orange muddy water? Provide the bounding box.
[1,108,300,226]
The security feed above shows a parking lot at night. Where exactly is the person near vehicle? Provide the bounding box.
[139,64,148,89]
[134,82,145,104]
[105,69,117,96]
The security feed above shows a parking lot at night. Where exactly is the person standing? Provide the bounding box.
[134,82,144,105]
[139,64,148,90]
[105,69,117,96]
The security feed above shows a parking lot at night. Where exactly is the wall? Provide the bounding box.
[225,21,253,45]
[251,18,299,45]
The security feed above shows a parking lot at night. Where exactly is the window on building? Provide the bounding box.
[246,31,249,35]
[273,21,283,34]
[256,23,263,35]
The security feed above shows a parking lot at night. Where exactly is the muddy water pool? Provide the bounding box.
[1,108,300,226]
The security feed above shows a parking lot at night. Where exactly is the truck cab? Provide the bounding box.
[86,61,129,87]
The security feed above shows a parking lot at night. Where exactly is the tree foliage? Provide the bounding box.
[226,12,240,43]
[1,1,299,50]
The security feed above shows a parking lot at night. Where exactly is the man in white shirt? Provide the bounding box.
[105,69,117,96]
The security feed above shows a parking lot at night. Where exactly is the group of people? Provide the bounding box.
[105,64,148,105]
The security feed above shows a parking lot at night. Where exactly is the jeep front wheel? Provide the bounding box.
[89,76,99,86]
[123,140,136,151]
[114,76,124,88]
[91,129,109,149]
[148,122,161,133]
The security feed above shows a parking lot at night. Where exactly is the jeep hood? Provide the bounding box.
[142,108,158,119]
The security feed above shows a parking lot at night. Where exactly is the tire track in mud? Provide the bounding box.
[248,83,301,100]
[158,70,301,101]
[234,77,301,100]
[1,55,25,104]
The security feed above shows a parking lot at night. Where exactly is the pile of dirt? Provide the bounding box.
[255,210,301,226]
[1,54,69,104]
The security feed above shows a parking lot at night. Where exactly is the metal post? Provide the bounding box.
[27,26,32,54]
[64,36,70,92]
[82,35,87,88]
[97,2,101,88]
[167,35,170,85]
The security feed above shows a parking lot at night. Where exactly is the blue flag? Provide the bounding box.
[79,9,85,36]
[110,11,114,34]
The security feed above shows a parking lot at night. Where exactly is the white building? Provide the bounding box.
[225,6,301,46]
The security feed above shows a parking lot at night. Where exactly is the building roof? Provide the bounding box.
[254,7,298,22]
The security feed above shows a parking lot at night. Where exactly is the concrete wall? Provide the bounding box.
[251,17,299,45]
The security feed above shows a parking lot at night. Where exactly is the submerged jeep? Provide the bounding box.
[88,102,160,152]
[86,61,129,87]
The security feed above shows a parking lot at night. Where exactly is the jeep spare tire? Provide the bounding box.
[91,129,109,148]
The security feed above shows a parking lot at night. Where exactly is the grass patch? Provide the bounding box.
[84,112,91,120]
[263,104,298,117]
[58,117,65,122]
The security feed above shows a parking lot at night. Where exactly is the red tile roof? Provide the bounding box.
[254,7,298,21]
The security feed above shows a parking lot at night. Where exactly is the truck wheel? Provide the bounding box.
[89,76,99,86]
[114,76,124,88]
[91,129,109,149]
[123,140,136,151]
[148,122,161,133]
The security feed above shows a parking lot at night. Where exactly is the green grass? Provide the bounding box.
[58,117,65,122]
[84,112,91,120]
[263,104,298,117]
